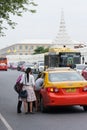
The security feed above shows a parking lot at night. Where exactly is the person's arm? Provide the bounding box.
[20,74,25,84]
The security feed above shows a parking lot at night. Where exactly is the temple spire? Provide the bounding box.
[59,9,66,32]
[52,9,74,47]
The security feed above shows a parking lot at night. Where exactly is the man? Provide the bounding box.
[34,73,44,111]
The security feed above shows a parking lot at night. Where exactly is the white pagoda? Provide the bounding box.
[51,10,77,49]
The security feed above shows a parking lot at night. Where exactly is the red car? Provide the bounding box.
[40,67,87,113]
[82,66,87,80]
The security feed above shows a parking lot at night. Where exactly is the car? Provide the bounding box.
[39,67,87,112]
[82,66,87,80]
[38,61,44,72]
[17,61,25,71]
[75,64,87,74]
[21,62,35,72]
[10,62,18,70]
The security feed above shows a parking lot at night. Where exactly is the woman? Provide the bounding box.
[20,67,36,114]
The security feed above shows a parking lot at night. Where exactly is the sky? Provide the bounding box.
[0,0,87,49]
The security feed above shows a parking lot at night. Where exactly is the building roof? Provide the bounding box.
[18,39,52,44]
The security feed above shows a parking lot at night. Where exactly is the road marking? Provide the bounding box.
[0,113,13,130]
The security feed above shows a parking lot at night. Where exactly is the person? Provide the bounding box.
[20,67,36,114]
[35,72,42,80]
[82,56,85,64]
[35,72,44,91]
[34,72,44,110]
[17,100,22,113]
[16,74,24,114]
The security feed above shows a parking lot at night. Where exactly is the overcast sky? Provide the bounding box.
[0,0,87,49]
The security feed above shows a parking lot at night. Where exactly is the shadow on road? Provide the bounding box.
[42,106,86,114]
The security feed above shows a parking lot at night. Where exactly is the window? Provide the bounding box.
[25,45,28,50]
[20,53,22,55]
[19,45,22,50]
[49,72,85,82]
[30,46,33,50]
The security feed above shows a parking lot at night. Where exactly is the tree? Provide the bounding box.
[33,46,49,54]
[0,0,37,36]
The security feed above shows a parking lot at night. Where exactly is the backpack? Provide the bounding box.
[14,74,23,93]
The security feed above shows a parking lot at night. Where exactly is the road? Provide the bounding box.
[0,70,87,130]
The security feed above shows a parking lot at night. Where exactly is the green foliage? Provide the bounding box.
[33,46,49,54]
[0,0,37,36]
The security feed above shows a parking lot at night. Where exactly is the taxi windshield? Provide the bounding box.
[49,72,85,82]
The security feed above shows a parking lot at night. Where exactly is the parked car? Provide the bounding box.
[21,62,35,72]
[17,61,25,71]
[75,64,87,74]
[38,61,44,72]
[40,67,87,112]
[10,62,18,70]
[82,66,87,80]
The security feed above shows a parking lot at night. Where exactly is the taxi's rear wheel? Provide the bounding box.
[40,98,47,113]
[83,106,87,111]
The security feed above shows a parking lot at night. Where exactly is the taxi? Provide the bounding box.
[40,67,87,112]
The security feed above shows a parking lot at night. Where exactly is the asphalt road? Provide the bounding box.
[0,70,87,130]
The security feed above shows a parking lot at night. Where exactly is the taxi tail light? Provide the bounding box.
[83,86,87,91]
[46,87,59,93]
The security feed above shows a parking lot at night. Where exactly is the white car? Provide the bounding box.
[38,62,44,72]
[75,64,87,74]
[21,63,34,72]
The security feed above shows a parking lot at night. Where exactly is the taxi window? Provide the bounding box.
[49,72,85,82]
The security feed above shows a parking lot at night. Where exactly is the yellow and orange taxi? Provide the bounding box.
[40,67,87,112]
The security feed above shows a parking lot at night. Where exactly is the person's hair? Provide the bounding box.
[35,72,42,80]
[25,68,32,82]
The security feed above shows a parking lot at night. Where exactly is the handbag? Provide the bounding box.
[14,83,23,94]
[19,90,28,98]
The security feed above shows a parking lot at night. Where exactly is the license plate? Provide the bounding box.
[66,88,76,92]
